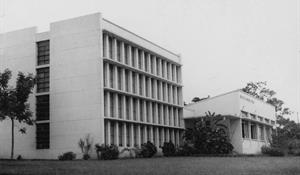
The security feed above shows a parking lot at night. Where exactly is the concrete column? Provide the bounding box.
[166,128,170,142]
[142,75,146,96]
[136,99,140,122]
[134,48,138,68]
[140,50,144,71]
[169,63,172,80]
[107,120,111,145]
[174,87,178,105]
[106,92,111,117]
[159,81,163,101]
[170,85,173,104]
[161,128,165,143]
[114,93,118,118]
[170,106,174,126]
[153,56,157,75]
[122,96,126,120]
[143,126,148,143]
[142,101,148,122]
[174,108,178,126]
[150,126,154,143]
[158,58,162,77]
[120,41,125,63]
[129,97,133,121]
[113,66,118,89]
[121,68,126,91]
[248,121,252,139]
[104,63,109,87]
[172,65,176,82]
[153,79,157,99]
[123,123,127,147]
[164,60,167,78]
[154,103,158,124]
[149,102,153,124]
[130,123,134,147]
[112,38,117,60]
[137,125,141,147]
[115,122,119,146]
[166,106,169,125]
[160,104,164,125]
[104,34,109,58]
[128,45,132,66]
[128,71,132,93]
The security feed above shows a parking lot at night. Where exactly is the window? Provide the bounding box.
[132,72,136,94]
[151,56,154,74]
[131,47,135,67]
[36,95,49,121]
[147,126,151,141]
[37,40,49,65]
[161,60,165,78]
[141,126,144,143]
[146,102,149,122]
[108,36,113,59]
[134,125,138,146]
[109,65,114,88]
[157,81,160,100]
[138,50,142,70]
[158,105,161,124]
[151,79,155,99]
[36,123,49,149]
[126,97,130,120]
[110,122,115,144]
[152,102,155,123]
[133,98,137,121]
[259,125,264,140]
[103,63,107,87]
[118,95,122,119]
[156,58,160,76]
[139,75,143,96]
[145,77,149,97]
[242,120,249,138]
[117,68,122,90]
[37,68,49,93]
[126,124,130,146]
[119,123,123,146]
[125,70,129,92]
[110,94,114,117]
[251,123,257,139]
[104,92,108,116]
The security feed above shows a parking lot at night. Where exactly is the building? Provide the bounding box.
[184,89,276,154]
[0,13,184,159]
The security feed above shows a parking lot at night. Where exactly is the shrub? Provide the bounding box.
[261,146,284,157]
[162,142,176,157]
[141,141,157,158]
[95,144,119,160]
[184,112,234,154]
[175,143,198,156]
[78,134,93,160]
[58,152,76,160]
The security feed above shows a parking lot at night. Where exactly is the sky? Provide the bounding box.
[0,0,299,121]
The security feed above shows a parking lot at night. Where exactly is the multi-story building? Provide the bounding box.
[0,13,184,159]
[184,89,276,154]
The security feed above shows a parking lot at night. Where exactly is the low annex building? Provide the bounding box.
[0,13,184,159]
[184,89,276,154]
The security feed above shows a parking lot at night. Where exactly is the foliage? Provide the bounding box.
[162,142,176,157]
[174,143,197,156]
[242,81,300,151]
[191,96,210,103]
[261,146,284,157]
[141,141,157,158]
[0,69,35,159]
[95,144,119,160]
[78,134,93,160]
[184,111,233,154]
[58,152,76,160]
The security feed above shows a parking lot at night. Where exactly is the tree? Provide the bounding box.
[184,111,233,154]
[191,95,210,103]
[0,69,35,159]
[242,81,300,151]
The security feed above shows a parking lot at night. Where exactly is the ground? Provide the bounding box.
[0,156,300,175]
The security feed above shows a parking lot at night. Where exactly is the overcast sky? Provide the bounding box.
[0,0,299,121]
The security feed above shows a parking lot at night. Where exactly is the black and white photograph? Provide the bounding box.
[0,0,299,174]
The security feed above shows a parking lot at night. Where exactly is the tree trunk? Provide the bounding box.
[11,118,14,159]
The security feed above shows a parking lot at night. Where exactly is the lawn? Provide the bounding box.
[0,156,300,175]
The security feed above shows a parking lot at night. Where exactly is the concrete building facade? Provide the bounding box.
[0,13,184,159]
[184,90,276,154]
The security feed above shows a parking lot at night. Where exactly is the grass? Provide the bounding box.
[0,156,300,175]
